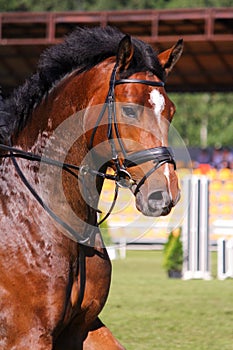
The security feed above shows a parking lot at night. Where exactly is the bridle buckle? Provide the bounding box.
[79,165,89,176]
[115,168,134,188]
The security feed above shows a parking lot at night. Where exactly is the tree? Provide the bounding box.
[171,93,233,147]
[0,0,78,11]
[1,0,233,11]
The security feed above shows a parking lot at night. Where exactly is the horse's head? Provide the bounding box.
[113,36,183,217]
[85,34,183,217]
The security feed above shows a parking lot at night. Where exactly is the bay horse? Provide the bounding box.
[0,26,183,349]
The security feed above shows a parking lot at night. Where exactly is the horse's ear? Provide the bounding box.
[158,39,183,77]
[116,35,134,72]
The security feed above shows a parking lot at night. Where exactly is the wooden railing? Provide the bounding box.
[0,8,232,45]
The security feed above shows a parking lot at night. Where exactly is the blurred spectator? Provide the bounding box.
[211,147,223,169]
[196,148,211,164]
[192,147,233,170]
[221,147,233,168]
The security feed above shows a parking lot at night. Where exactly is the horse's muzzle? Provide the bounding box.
[135,188,180,217]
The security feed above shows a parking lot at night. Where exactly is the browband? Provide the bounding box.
[115,79,165,87]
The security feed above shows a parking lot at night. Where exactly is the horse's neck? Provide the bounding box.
[8,71,106,233]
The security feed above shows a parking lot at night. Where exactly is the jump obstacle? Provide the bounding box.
[217,236,233,280]
[182,175,233,280]
[182,175,211,280]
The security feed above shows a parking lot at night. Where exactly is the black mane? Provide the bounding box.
[0,26,164,144]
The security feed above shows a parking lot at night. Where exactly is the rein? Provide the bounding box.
[0,63,176,243]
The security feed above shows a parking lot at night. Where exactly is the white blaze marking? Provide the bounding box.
[164,163,172,199]
[149,89,172,200]
[149,89,165,120]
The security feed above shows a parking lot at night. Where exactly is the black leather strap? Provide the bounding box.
[115,79,164,87]
[123,146,176,169]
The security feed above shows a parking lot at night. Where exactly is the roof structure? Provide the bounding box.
[0,8,232,95]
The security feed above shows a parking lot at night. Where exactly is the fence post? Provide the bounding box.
[217,237,233,280]
[182,175,211,280]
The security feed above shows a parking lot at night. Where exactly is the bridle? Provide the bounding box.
[0,62,176,242]
[89,63,176,197]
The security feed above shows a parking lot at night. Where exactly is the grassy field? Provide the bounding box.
[100,250,233,350]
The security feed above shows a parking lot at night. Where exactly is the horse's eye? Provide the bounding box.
[122,106,138,119]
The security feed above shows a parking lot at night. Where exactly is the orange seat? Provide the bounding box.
[197,163,212,174]
[209,205,220,215]
[224,181,233,192]
[219,193,231,203]
[218,168,232,181]
[193,168,202,175]
[207,168,218,180]
[220,205,233,216]
[209,180,222,191]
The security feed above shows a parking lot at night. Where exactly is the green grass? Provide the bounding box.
[100,251,233,350]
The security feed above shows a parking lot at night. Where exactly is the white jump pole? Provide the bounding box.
[182,175,211,280]
[217,237,233,280]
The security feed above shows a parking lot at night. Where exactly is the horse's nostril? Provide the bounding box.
[148,191,163,201]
